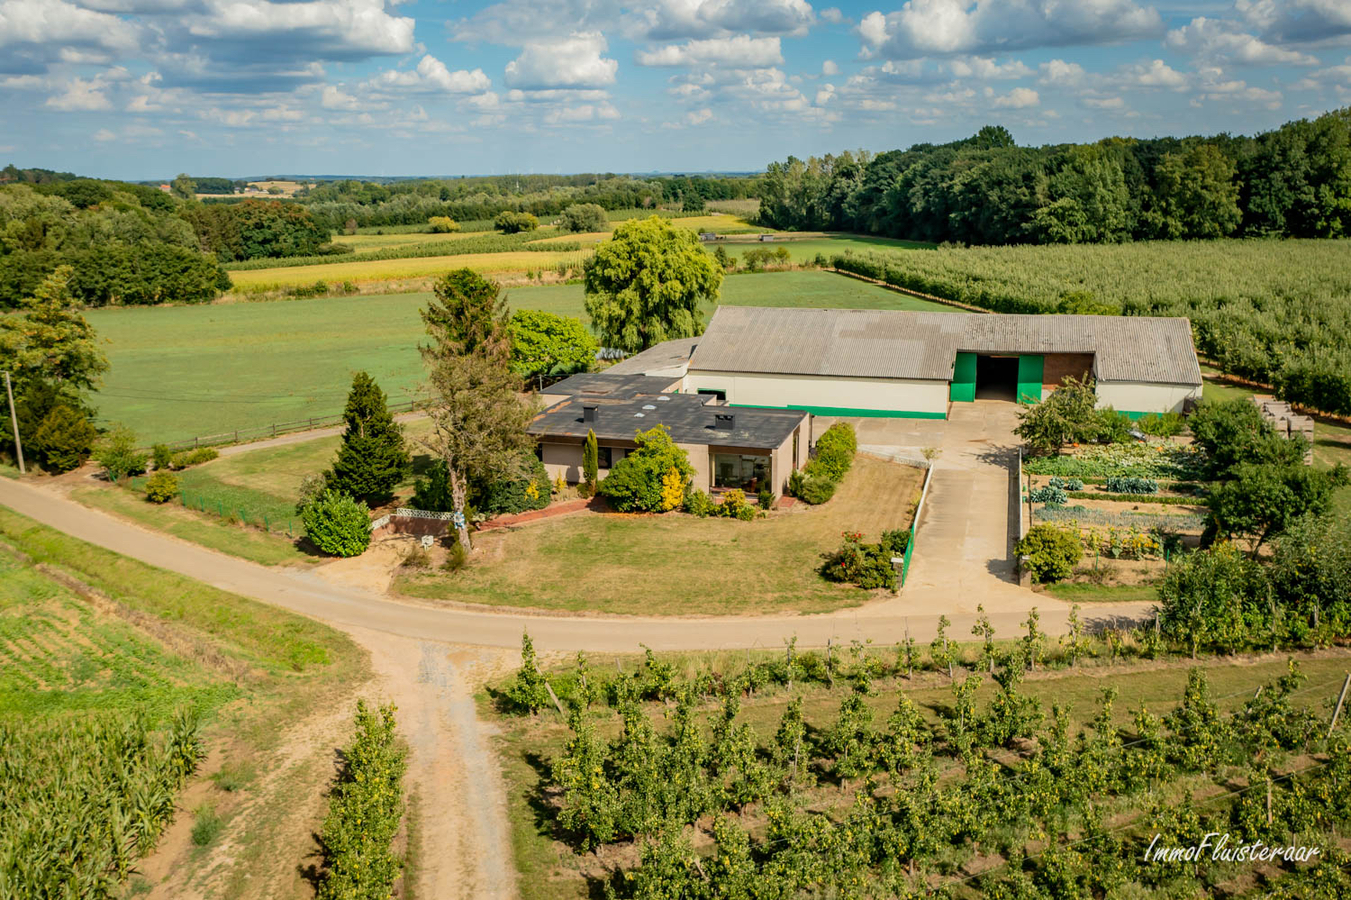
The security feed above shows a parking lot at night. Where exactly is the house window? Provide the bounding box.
[792,429,799,467]
[597,446,613,469]
[714,454,769,491]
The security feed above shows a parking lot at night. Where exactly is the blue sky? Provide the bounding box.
[1,0,1348,179]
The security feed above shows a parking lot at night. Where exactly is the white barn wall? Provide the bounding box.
[684,371,949,417]
[1095,381,1202,414]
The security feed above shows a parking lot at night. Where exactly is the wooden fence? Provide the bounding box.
[150,399,423,453]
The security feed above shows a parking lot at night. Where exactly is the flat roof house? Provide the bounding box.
[530,378,809,495]
[623,307,1201,419]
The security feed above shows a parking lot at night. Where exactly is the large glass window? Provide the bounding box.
[714,454,769,490]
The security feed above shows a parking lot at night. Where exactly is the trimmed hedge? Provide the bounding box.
[789,422,857,505]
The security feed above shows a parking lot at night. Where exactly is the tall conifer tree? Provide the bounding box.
[325,372,410,504]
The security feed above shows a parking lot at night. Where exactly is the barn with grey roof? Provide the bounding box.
[662,306,1203,418]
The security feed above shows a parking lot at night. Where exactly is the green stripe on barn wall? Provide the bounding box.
[731,403,946,419]
[1016,355,1044,405]
[950,352,976,402]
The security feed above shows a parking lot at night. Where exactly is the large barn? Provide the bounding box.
[610,306,1203,419]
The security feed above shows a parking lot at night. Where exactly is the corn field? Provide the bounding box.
[0,709,202,899]
[830,239,1351,415]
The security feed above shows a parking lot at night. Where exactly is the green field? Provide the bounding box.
[0,508,364,898]
[88,270,956,442]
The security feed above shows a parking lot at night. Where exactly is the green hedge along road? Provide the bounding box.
[0,478,1153,651]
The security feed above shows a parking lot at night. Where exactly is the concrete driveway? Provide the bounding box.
[825,401,1041,617]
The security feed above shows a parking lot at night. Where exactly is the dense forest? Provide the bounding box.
[757,109,1351,244]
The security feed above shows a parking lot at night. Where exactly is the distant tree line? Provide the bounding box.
[299,173,757,229]
[0,178,342,307]
[757,109,1351,244]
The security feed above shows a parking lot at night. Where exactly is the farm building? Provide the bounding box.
[612,307,1201,419]
[530,374,809,494]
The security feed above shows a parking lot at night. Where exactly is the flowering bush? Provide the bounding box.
[819,531,898,590]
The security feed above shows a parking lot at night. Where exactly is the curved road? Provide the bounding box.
[0,477,1153,652]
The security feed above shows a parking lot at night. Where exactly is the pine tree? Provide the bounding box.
[325,371,410,504]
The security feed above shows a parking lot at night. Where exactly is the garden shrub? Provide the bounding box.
[660,467,685,512]
[300,490,372,558]
[798,474,839,505]
[880,528,910,556]
[170,447,218,469]
[819,531,897,590]
[151,443,173,471]
[1137,411,1185,437]
[474,455,551,516]
[94,424,148,482]
[786,469,805,498]
[806,422,857,481]
[1029,485,1069,505]
[144,471,179,504]
[598,426,693,513]
[31,404,97,473]
[1015,524,1083,583]
[684,489,715,518]
[717,489,751,519]
[1105,476,1159,494]
[1094,408,1134,444]
[411,459,454,512]
[757,487,775,509]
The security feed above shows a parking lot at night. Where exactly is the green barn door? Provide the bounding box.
[1016,355,1044,405]
[950,352,976,402]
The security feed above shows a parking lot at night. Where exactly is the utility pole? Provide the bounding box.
[4,372,23,475]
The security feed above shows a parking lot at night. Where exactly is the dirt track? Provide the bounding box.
[0,476,1153,651]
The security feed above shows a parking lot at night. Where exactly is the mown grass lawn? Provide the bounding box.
[88,270,950,442]
[397,453,925,616]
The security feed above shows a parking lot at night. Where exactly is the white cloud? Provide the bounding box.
[182,0,415,56]
[367,55,492,93]
[93,128,117,141]
[631,0,814,41]
[0,0,140,71]
[858,0,1162,60]
[819,6,843,23]
[1122,58,1188,89]
[543,101,619,123]
[1038,58,1086,86]
[505,32,618,89]
[1238,0,1351,44]
[947,56,1032,80]
[1081,95,1124,108]
[45,77,113,110]
[1166,17,1318,66]
[815,82,834,104]
[636,35,782,67]
[822,59,839,75]
[992,86,1038,108]
[321,84,361,109]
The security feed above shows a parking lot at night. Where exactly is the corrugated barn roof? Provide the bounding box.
[688,307,1202,386]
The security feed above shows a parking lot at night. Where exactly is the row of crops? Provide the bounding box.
[0,711,201,898]
[828,239,1351,415]
[221,229,582,271]
[520,648,1351,899]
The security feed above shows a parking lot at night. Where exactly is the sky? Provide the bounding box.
[1,0,1349,179]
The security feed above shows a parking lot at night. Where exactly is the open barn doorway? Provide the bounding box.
[975,355,1019,401]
